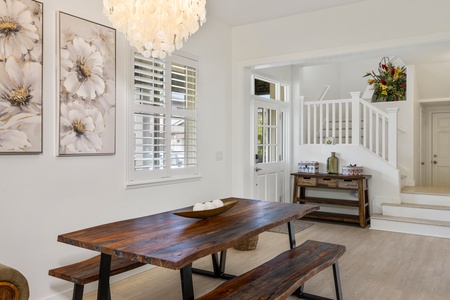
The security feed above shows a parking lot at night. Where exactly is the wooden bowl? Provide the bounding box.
[173,200,239,219]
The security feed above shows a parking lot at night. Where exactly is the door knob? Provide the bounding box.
[433,161,438,164]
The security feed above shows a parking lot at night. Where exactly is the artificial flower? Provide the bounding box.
[62,36,105,100]
[59,100,105,153]
[0,0,39,60]
[363,57,407,102]
[0,58,42,118]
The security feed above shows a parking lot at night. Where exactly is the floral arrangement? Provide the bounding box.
[363,57,407,102]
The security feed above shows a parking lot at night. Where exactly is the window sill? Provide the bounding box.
[126,174,202,189]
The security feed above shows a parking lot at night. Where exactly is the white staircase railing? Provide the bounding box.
[300,92,398,167]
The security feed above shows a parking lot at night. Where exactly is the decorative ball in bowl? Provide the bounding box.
[173,200,239,219]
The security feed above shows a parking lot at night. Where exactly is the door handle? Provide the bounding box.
[255,167,262,172]
[433,161,438,164]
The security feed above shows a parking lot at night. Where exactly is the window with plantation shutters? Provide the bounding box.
[128,52,199,185]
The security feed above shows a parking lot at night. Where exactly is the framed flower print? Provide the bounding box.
[57,12,116,155]
[0,0,43,153]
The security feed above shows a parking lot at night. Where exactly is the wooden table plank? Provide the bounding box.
[58,198,318,270]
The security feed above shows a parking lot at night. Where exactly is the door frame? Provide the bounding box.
[249,72,291,202]
[421,104,450,186]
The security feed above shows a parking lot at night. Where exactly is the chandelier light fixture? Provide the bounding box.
[103,0,207,59]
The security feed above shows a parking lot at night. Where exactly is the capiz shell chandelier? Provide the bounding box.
[103,0,207,59]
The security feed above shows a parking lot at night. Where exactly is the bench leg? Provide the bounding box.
[332,262,343,300]
[72,284,84,300]
[294,262,343,300]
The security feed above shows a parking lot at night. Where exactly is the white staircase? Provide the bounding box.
[371,189,450,239]
[301,92,450,239]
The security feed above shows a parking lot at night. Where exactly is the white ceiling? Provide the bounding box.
[206,0,369,27]
[205,0,450,65]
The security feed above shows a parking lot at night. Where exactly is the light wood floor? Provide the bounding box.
[85,222,450,300]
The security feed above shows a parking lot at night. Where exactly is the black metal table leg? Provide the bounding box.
[97,253,112,300]
[333,262,343,300]
[211,252,220,276]
[219,250,227,274]
[288,221,296,249]
[192,250,235,279]
[180,264,195,300]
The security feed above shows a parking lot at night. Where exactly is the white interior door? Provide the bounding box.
[432,112,450,187]
[253,100,286,202]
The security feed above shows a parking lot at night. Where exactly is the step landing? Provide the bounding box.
[371,214,450,239]
[371,188,450,239]
[381,203,450,222]
[401,187,450,206]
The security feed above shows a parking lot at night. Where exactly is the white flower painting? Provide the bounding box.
[0,0,43,153]
[57,12,116,155]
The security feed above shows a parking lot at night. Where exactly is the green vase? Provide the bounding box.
[327,152,339,174]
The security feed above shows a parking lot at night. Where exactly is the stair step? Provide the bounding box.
[371,214,450,239]
[400,192,450,206]
[382,203,450,222]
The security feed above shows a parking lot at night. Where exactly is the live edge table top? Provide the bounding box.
[57,198,318,270]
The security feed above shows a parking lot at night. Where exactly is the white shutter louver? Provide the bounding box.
[129,52,199,183]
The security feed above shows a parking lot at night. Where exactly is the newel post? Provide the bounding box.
[387,108,399,167]
[350,92,361,145]
[299,96,305,145]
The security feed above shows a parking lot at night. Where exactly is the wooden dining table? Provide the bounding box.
[57,197,318,300]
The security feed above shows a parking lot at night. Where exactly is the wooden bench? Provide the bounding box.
[48,255,144,300]
[197,240,346,300]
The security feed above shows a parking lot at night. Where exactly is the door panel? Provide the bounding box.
[254,100,285,202]
[432,113,450,187]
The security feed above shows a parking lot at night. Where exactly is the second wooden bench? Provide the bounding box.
[49,255,144,300]
[197,240,346,300]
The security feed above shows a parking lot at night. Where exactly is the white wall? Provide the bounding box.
[416,61,450,99]
[231,0,450,198]
[302,64,341,100]
[0,1,232,299]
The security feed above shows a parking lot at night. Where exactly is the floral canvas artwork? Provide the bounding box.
[57,12,116,155]
[0,0,43,153]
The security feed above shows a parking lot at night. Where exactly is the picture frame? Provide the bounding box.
[0,0,43,154]
[57,12,116,155]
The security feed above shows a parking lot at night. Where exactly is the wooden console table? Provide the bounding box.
[291,173,371,228]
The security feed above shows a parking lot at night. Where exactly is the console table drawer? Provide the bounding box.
[317,177,337,187]
[297,177,317,186]
[338,179,359,189]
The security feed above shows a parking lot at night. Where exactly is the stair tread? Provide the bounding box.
[382,202,450,211]
[401,186,450,197]
[372,213,450,227]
